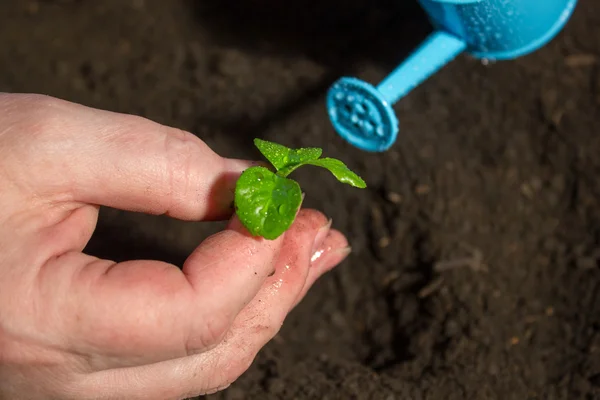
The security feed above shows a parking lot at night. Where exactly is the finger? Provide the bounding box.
[43,211,328,371]
[180,209,328,352]
[292,229,351,309]
[6,94,254,221]
[73,210,338,399]
[42,218,283,371]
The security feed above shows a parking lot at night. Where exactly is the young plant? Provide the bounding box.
[234,139,367,240]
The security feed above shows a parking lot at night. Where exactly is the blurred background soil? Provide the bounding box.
[1,0,600,398]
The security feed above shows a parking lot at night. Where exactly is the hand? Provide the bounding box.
[0,94,350,399]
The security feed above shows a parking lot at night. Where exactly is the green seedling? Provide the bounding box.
[234,139,366,240]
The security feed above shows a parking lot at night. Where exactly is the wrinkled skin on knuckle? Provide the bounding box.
[187,313,231,355]
[0,94,66,143]
[217,322,277,385]
[161,128,206,217]
[221,345,260,387]
[0,94,77,200]
[186,323,265,395]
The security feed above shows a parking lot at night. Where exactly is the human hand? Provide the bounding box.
[0,94,350,399]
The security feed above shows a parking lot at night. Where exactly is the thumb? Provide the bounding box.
[3,94,254,221]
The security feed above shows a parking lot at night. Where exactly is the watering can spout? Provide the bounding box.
[327,0,578,152]
[376,32,466,105]
[327,31,465,152]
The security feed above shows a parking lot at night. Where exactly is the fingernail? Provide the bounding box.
[311,244,352,267]
[294,193,306,218]
[335,246,352,259]
[312,218,333,255]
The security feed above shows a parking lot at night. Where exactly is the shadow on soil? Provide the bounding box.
[183,0,433,149]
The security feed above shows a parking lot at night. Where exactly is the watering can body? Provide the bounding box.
[326,0,578,152]
[420,0,577,60]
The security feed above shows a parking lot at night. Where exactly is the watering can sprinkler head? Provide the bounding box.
[327,0,578,152]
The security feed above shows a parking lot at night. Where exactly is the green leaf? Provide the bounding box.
[235,139,366,239]
[234,166,303,240]
[306,158,367,188]
[254,138,321,172]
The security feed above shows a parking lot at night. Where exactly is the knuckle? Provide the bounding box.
[1,94,64,142]
[16,94,60,122]
[267,320,284,339]
[217,347,259,387]
[203,316,230,347]
[188,313,231,354]
[0,94,68,193]
[252,321,283,347]
[162,129,208,213]
[262,311,287,342]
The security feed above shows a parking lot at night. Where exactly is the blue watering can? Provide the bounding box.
[326,0,578,152]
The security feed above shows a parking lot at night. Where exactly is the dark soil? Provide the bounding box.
[2,0,600,399]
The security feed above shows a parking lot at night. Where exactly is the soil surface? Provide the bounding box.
[2,1,600,399]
